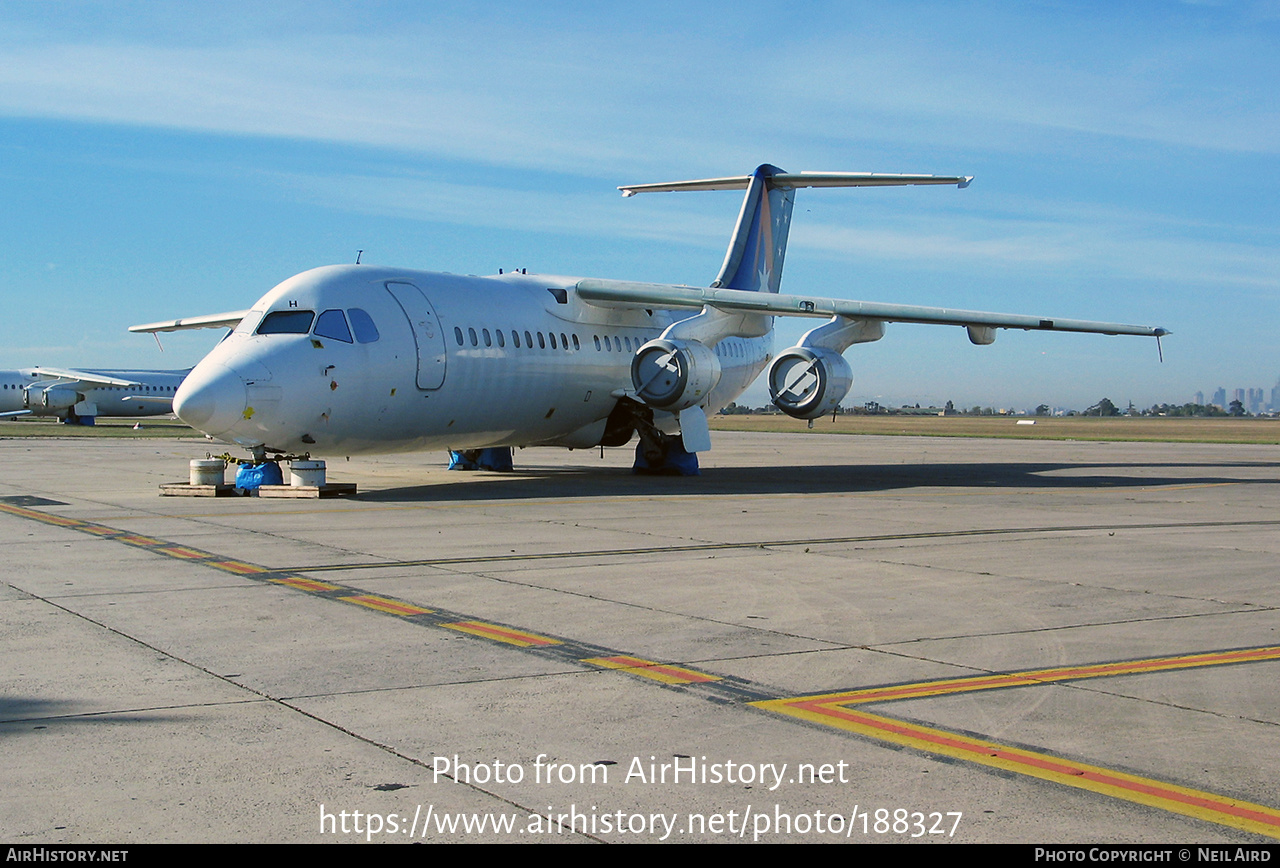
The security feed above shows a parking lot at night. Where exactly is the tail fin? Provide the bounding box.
[715,164,792,293]
[619,166,972,295]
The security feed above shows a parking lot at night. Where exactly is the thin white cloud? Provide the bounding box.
[260,168,729,245]
[256,164,1280,294]
[796,217,1280,290]
[0,3,1275,175]
[779,36,1279,156]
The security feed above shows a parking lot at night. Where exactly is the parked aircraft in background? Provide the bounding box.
[130,164,1167,471]
[0,367,189,425]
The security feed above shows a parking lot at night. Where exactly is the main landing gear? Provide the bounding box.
[606,398,700,476]
[443,399,700,477]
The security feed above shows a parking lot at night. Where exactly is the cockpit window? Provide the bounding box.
[348,308,380,343]
[257,310,314,334]
[314,309,353,343]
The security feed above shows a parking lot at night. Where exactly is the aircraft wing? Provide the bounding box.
[128,310,251,334]
[575,279,1168,338]
[29,367,143,387]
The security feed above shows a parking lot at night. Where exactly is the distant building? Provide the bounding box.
[1194,391,1204,405]
[1212,387,1227,409]
[1248,387,1263,415]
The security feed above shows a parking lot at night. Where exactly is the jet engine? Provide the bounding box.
[767,347,853,420]
[630,339,722,411]
[28,383,79,411]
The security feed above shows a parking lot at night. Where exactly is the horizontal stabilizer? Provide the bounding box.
[620,171,972,196]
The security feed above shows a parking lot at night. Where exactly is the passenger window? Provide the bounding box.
[496,330,505,348]
[349,308,380,343]
[454,327,464,346]
[482,328,492,347]
[314,309,353,343]
[257,310,314,334]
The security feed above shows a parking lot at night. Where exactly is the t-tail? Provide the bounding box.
[619,165,973,294]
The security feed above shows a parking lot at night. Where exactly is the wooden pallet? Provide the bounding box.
[159,483,238,497]
[256,482,358,499]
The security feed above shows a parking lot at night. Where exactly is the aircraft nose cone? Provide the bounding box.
[174,363,248,436]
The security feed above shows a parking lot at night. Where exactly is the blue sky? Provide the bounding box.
[1,1,1276,410]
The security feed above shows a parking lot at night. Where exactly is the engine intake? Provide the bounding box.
[767,347,852,419]
[631,339,722,411]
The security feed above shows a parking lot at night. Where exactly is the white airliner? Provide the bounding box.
[0,367,189,424]
[131,165,1167,470]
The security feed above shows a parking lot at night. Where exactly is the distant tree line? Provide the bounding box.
[718,398,1261,418]
[1143,402,1233,417]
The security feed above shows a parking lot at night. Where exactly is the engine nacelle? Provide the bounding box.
[631,339,722,412]
[29,384,79,411]
[767,347,853,420]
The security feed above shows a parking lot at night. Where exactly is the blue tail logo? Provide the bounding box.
[712,164,793,294]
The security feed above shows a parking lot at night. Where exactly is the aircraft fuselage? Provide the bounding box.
[174,265,770,455]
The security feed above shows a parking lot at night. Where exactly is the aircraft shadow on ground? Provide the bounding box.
[354,460,1279,504]
[0,696,193,734]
